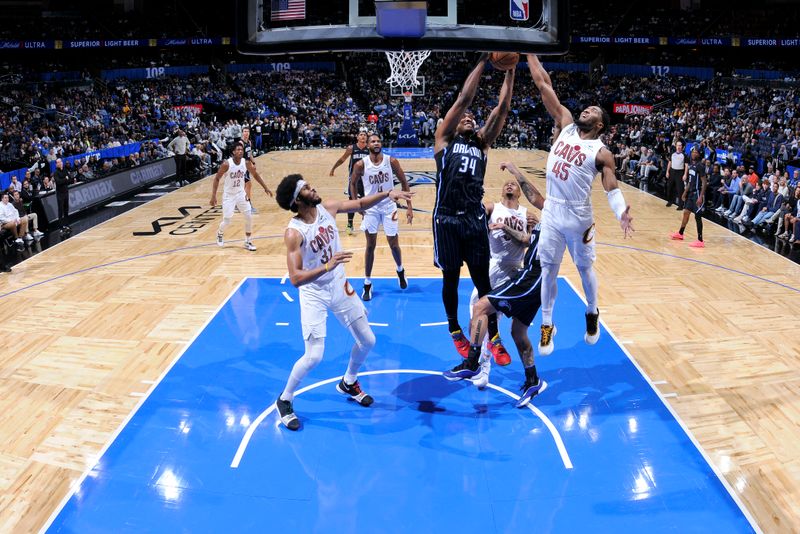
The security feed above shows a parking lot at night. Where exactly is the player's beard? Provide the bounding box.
[369,146,382,155]
[298,195,321,208]
[574,118,594,133]
[504,191,514,200]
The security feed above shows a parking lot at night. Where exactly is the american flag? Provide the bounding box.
[271,0,306,21]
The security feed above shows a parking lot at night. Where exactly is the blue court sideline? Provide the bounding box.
[47,277,756,533]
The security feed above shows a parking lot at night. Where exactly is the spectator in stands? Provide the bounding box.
[11,190,43,240]
[725,172,753,218]
[707,163,722,205]
[637,148,659,192]
[778,187,800,240]
[752,182,784,229]
[41,176,55,193]
[8,176,22,193]
[0,192,27,246]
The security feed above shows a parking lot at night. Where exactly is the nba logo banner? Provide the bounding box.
[510,0,529,21]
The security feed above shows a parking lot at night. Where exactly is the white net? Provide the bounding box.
[384,50,431,90]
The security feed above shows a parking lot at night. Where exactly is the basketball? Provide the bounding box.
[490,52,520,71]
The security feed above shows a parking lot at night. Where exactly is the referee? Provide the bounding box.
[433,53,514,359]
[666,140,688,209]
[168,129,190,187]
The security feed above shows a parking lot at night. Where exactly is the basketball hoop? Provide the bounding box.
[385,50,431,89]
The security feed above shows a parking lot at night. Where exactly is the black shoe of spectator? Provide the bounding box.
[666,202,672,207]
[1,265,11,273]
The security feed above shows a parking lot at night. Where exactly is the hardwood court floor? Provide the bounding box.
[0,149,798,532]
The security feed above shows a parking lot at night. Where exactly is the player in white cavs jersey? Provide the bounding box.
[466,170,531,379]
[349,133,413,300]
[526,55,634,356]
[273,173,414,430]
[210,143,272,251]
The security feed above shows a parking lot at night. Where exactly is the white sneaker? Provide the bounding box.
[23,233,33,242]
[216,233,224,247]
[538,324,557,356]
[733,216,742,223]
[244,240,257,251]
[469,357,492,389]
[32,230,44,238]
[14,238,23,245]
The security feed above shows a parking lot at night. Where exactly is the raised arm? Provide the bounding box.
[330,145,353,176]
[478,68,515,150]
[500,161,545,210]
[390,157,413,224]
[285,228,352,287]
[324,189,414,215]
[597,148,634,238]
[435,53,490,151]
[209,160,229,206]
[526,54,573,130]
[246,160,273,197]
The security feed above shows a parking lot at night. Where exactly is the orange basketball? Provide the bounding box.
[490,52,519,71]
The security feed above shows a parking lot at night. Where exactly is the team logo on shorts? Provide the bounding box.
[582,223,596,244]
[391,211,398,221]
[497,300,510,312]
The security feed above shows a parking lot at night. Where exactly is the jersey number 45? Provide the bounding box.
[552,161,571,181]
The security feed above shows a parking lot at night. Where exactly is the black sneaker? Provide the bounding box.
[585,309,600,345]
[336,378,373,406]
[275,397,300,430]
[397,268,408,289]
[362,282,372,301]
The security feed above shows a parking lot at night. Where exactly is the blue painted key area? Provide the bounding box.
[48,277,755,533]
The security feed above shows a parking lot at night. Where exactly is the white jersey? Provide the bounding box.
[287,204,342,291]
[545,123,605,203]
[488,202,528,267]
[361,154,395,213]
[223,157,248,197]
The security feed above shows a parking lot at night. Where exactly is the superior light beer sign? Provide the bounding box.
[613,103,654,115]
[510,0,529,21]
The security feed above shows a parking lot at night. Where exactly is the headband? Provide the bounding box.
[290,179,307,208]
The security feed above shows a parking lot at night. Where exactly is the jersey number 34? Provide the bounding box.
[458,156,478,176]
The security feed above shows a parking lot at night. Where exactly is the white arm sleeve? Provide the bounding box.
[607,188,626,220]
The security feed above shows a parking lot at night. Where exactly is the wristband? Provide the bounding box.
[607,188,626,220]
[325,262,329,272]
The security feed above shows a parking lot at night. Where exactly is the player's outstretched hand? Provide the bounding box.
[389,190,414,202]
[526,212,539,228]
[264,186,273,197]
[329,251,353,268]
[406,208,414,225]
[620,206,634,239]
[328,169,335,177]
[499,161,518,173]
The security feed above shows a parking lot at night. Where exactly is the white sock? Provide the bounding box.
[364,277,371,285]
[396,265,404,272]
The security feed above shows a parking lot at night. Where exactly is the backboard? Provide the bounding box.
[236,0,569,56]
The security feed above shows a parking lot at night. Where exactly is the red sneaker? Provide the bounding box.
[451,330,470,358]
[487,335,511,366]
[688,240,705,248]
[669,232,684,240]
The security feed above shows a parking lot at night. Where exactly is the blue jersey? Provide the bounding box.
[434,135,488,215]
